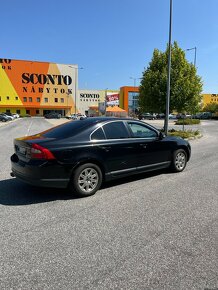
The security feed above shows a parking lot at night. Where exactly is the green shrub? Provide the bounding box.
[175,118,200,125]
[168,129,201,139]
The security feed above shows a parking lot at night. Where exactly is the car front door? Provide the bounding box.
[126,121,172,170]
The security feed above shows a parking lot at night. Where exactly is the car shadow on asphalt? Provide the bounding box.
[0,169,169,206]
[0,178,73,206]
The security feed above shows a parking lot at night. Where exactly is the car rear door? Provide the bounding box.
[91,121,139,176]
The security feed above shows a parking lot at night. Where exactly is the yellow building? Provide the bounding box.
[202,94,218,108]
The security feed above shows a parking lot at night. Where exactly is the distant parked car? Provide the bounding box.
[192,112,212,119]
[176,113,187,119]
[156,113,165,119]
[12,113,20,119]
[44,112,61,119]
[0,114,10,122]
[200,112,212,119]
[66,113,87,120]
[0,113,13,121]
[138,113,156,120]
[10,117,191,197]
[2,112,15,118]
[169,114,177,120]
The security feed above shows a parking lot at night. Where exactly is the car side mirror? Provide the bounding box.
[159,131,165,140]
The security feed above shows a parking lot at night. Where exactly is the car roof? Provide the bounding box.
[79,117,133,124]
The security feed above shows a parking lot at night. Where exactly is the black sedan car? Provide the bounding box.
[44,112,61,119]
[11,117,191,197]
[138,113,156,120]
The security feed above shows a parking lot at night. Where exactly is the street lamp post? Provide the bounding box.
[68,66,83,114]
[186,47,197,67]
[104,88,108,116]
[164,0,173,135]
[74,70,77,114]
[74,67,84,114]
[66,92,70,116]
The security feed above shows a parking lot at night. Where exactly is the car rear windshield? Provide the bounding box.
[42,121,91,139]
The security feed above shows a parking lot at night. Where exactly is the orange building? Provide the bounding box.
[0,58,78,116]
[119,87,217,114]
[119,86,139,115]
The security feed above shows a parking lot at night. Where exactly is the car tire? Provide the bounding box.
[171,149,187,172]
[69,163,103,197]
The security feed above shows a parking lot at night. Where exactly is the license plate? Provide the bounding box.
[18,146,27,155]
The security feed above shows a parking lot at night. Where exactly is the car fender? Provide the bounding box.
[68,157,107,182]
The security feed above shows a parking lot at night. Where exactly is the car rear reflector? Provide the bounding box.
[31,143,55,160]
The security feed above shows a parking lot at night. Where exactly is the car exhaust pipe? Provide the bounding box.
[10,172,15,177]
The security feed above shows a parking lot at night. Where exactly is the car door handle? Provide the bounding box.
[98,146,111,152]
[139,144,147,149]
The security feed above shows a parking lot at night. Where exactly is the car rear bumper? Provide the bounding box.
[11,168,69,188]
[11,154,70,188]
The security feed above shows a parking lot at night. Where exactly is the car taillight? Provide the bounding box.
[31,143,55,160]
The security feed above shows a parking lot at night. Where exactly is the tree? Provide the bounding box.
[139,42,203,114]
[203,102,218,113]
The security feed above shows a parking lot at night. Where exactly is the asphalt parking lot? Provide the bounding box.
[0,117,217,289]
[0,116,202,132]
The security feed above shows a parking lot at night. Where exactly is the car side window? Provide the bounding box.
[128,122,158,138]
[102,121,129,139]
[91,127,106,140]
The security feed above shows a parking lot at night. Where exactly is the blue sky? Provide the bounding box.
[1,0,218,92]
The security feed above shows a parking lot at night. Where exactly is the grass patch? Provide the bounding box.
[175,118,200,125]
[168,129,201,139]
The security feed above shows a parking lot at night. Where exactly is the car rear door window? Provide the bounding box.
[42,122,90,139]
[103,121,129,139]
[91,127,106,140]
[128,122,158,138]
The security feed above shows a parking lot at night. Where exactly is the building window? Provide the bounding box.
[15,96,18,100]
[26,110,30,114]
[0,96,1,101]
[16,110,20,114]
[128,92,139,115]
[36,110,40,114]
[44,98,48,103]
[29,97,32,102]
[23,97,27,102]
[7,96,10,100]
[61,98,64,103]
[54,98,58,103]
[6,109,10,113]
[36,97,40,102]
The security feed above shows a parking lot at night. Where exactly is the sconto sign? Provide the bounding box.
[0,58,12,70]
[21,73,73,94]
[80,93,100,99]
[22,73,72,85]
[0,58,75,112]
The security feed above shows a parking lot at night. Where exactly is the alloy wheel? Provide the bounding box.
[78,167,99,193]
[175,152,186,170]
